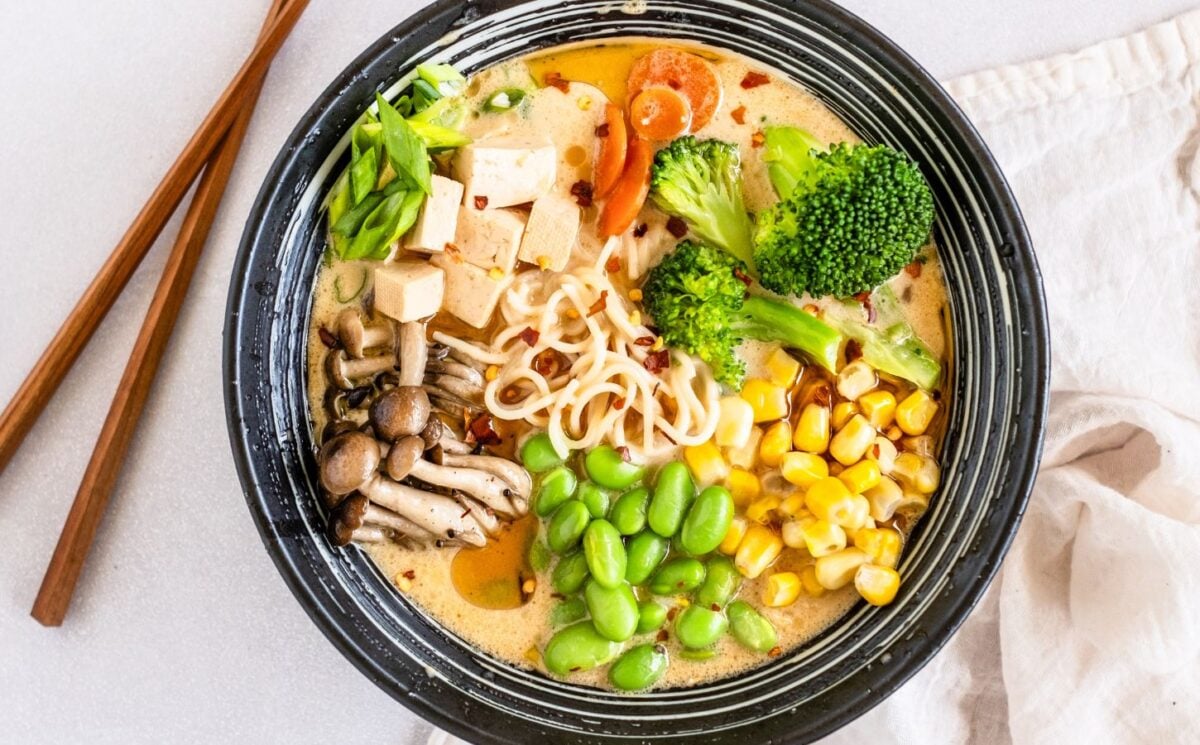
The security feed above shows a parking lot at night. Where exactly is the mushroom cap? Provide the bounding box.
[370,386,431,442]
[322,418,358,443]
[318,431,380,495]
[328,494,369,546]
[418,416,444,451]
[385,436,425,481]
[337,308,366,358]
[325,350,353,389]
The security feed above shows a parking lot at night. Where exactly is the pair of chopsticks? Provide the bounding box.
[0,0,310,626]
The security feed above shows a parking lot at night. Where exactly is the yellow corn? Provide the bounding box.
[896,390,938,435]
[858,390,897,430]
[902,435,936,458]
[868,436,897,474]
[727,426,763,469]
[800,564,826,597]
[780,451,829,489]
[684,441,730,485]
[720,517,748,555]
[763,572,802,607]
[778,493,807,517]
[801,518,847,557]
[716,396,755,449]
[793,403,831,453]
[838,460,882,495]
[830,414,875,465]
[741,379,790,423]
[831,401,858,430]
[886,425,903,441]
[854,527,903,569]
[628,288,643,302]
[836,359,878,400]
[805,477,854,524]
[865,475,904,521]
[891,452,939,494]
[781,519,807,549]
[725,468,762,506]
[855,564,901,606]
[735,525,783,578]
[746,495,781,524]
[766,347,801,388]
[759,421,793,467]
[815,548,869,590]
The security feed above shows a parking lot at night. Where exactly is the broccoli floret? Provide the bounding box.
[753,127,935,298]
[642,241,842,387]
[649,137,756,268]
[828,285,941,389]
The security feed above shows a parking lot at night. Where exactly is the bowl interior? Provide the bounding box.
[224,1,1048,742]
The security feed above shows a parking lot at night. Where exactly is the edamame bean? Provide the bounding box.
[584,580,639,642]
[547,500,591,554]
[534,466,578,518]
[636,601,669,635]
[584,446,646,489]
[608,643,669,691]
[550,597,588,627]
[648,557,706,596]
[521,432,565,473]
[678,485,735,555]
[577,482,612,519]
[583,519,627,588]
[674,605,728,649]
[527,539,552,572]
[551,550,590,594]
[625,531,669,585]
[543,621,623,676]
[695,555,742,608]
[727,600,778,653]
[647,461,695,538]
[609,487,651,535]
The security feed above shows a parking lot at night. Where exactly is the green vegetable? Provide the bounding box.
[584,580,639,642]
[534,466,578,517]
[647,461,695,538]
[624,531,669,585]
[828,285,941,389]
[416,62,467,97]
[376,92,431,196]
[609,487,651,535]
[577,482,612,520]
[349,114,383,204]
[753,126,935,298]
[551,551,590,594]
[695,555,742,609]
[648,558,706,596]
[649,136,755,268]
[520,433,565,473]
[636,601,669,635]
[609,643,669,691]
[583,520,627,589]
[527,538,552,573]
[547,500,591,554]
[642,241,842,386]
[484,88,528,112]
[678,485,735,555]
[674,605,728,649]
[550,597,587,627]
[333,268,368,303]
[584,446,645,489]
[727,600,778,653]
[543,621,623,676]
[678,647,717,661]
[343,189,422,261]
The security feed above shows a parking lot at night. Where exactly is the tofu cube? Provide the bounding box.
[373,262,444,323]
[518,193,581,271]
[403,175,464,254]
[454,136,556,209]
[452,207,526,272]
[430,255,511,329]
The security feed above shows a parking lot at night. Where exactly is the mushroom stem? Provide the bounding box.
[422,384,483,413]
[437,432,475,455]
[351,525,388,543]
[327,351,396,390]
[426,358,485,387]
[338,308,396,358]
[365,503,436,542]
[456,494,501,536]
[409,460,518,517]
[438,452,532,513]
[424,373,484,403]
[361,474,487,547]
[397,321,428,387]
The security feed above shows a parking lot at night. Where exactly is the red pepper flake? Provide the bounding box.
[317,327,338,349]
[667,78,682,90]
[905,260,923,278]
[403,569,416,580]
[643,349,670,374]
[710,603,721,611]
[587,290,609,317]
[570,180,594,207]
[595,122,610,138]
[444,243,463,263]
[613,397,626,411]
[518,326,540,346]
[730,105,747,124]
[656,629,670,642]
[633,223,649,238]
[605,255,622,273]
[855,291,877,323]
[533,348,564,377]
[733,267,753,287]
[666,607,679,621]
[544,71,570,93]
[741,71,770,89]
[768,646,782,657]
[460,507,472,518]
[466,413,502,446]
[666,216,688,238]
[845,338,863,362]
[812,384,832,408]
[473,195,489,210]
[616,445,632,462]
[634,335,655,347]
[750,130,766,148]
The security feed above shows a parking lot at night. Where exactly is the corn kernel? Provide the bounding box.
[715,396,755,449]
[727,426,763,469]
[725,468,761,506]
[746,495,781,524]
[741,379,790,422]
[628,288,643,302]
[484,365,500,382]
[759,421,792,467]
[805,477,851,521]
[886,425,903,441]
[566,308,581,320]
[855,564,900,606]
[763,572,802,607]
[801,518,847,557]
[765,347,801,388]
[628,310,642,326]
[838,460,882,495]
[535,254,551,270]
[830,414,875,465]
[778,493,806,517]
[837,360,878,400]
[781,519,807,549]
[899,489,930,517]
[577,95,593,110]
[902,435,937,458]
[488,267,505,281]
[854,527,903,569]
[735,525,783,578]
[793,403,831,453]
[815,548,869,590]
[827,461,844,476]
[780,451,829,489]
[859,390,897,430]
[720,517,748,555]
[395,573,413,592]
[831,401,858,430]
[892,452,942,494]
[524,647,542,665]
[865,476,904,521]
[800,564,826,597]
[684,441,730,485]
[868,436,897,474]
[650,336,664,351]
[896,390,938,435]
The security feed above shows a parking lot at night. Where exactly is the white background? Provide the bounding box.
[0,1,1192,742]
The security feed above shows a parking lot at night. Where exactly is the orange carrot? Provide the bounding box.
[630,86,692,141]
[594,103,627,198]
[627,49,722,132]
[599,137,654,237]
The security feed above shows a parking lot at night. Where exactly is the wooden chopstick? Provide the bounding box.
[30,0,292,627]
[0,0,310,478]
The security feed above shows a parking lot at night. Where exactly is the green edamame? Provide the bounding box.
[534,466,578,518]
[648,557,706,596]
[678,485,735,555]
[625,531,669,585]
[527,538,552,572]
[694,555,742,608]
[551,551,590,594]
[584,446,646,489]
[547,500,591,554]
[550,597,588,627]
[647,461,695,538]
[584,580,639,642]
[727,601,779,653]
[577,482,612,519]
[608,643,669,691]
[636,601,668,635]
[583,519,627,589]
[609,486,651,535]
[674,605,728,649]
[521,432,565,473]
[542,621,623,676]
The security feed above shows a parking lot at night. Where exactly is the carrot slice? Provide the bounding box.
[630,86,692,141]
[627,49,722,132]
[593,103,627,198]
[599,137,654,237]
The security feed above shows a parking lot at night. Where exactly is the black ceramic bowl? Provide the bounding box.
[224,1,1048,742]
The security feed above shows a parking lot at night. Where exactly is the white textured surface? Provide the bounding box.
[0,1,1193,743]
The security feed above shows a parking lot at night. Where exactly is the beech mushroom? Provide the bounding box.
[426,358,485,387]
[386,436,520,517]
[369,386,431,442]
[327,494,436,547]
[337,308,395,359]
[327,350,397,390]
[397,320,428,387]
[319,431,380,495]
[418,417,444,450]
[436,431,475,455]
[424,373,484,404]
[434,450,532,513]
